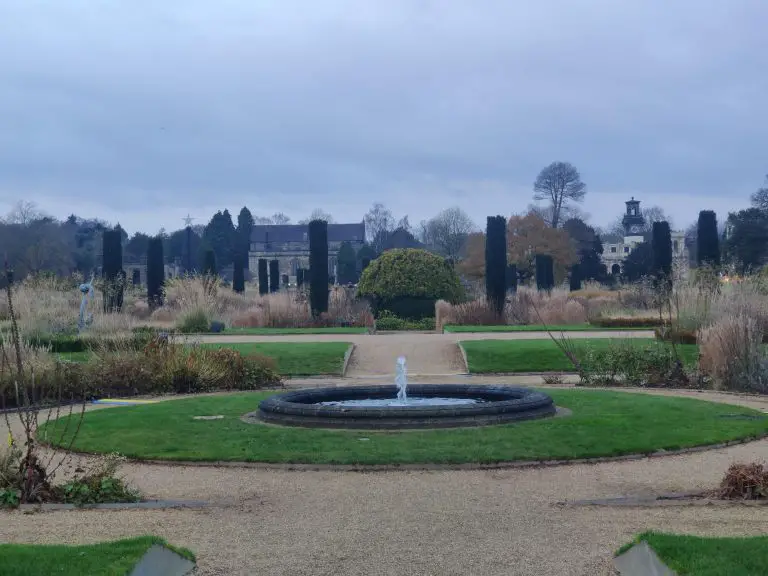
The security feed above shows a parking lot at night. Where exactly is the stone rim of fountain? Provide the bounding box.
[252,384,557,429]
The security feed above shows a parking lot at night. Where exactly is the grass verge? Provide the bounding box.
[40,390,768,465]
[223,327,368,335]
[199,342,351,376]
[444,324,647,333]
[59,342,352,377]
[460,339,698,373]
[0,536,195,576]
[619,531,768,576]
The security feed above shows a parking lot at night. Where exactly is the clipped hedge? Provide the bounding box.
[358,249,464,319]
[375,315,435,331]
[655,326,768,345]
[591,317,666,328]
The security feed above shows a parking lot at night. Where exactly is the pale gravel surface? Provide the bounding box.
[3,384,768,575]
[4,330,767,576]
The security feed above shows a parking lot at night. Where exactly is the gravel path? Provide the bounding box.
[2,384,768,575]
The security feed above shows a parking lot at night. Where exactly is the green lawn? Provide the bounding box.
[460,339,698,373]
[444,324,648,333]
[0,536,195,576]
[58,342,352,377]
[39,390,768,465]
[199,342,351,376]
[620,532,768,576]
[223,327,368,335]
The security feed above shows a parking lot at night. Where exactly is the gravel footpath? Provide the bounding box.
[2,384,768,575]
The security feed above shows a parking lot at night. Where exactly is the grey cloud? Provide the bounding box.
[0,0,766,231]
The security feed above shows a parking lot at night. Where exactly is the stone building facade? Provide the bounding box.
[601,198,687,274]
[248,222,366,282]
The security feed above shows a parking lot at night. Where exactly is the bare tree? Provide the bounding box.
[271,212,291,225]
[364,203,395,253]
[419,206,476,260]
[750,174,768,211]
[4,201,46,226]
[533,162,587,229]
[603,205,672,238]
[299,209,335,224]
[396,215,412,233]
[527,203,590,228]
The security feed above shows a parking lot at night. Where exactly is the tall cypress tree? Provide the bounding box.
[101,228,124,313]
[535,254,554,291]
[258,259,268,295]
[309,219,329,316]
[146,236,165,308]
[296,268,304,288]
[697,210,720,268]
[232,258,245,293]
[569,263,581,291]
[506,264,518,293]
[202,248,217,277]
[485,215,507,316]
[651,221,673,287]
[269,259,280,293]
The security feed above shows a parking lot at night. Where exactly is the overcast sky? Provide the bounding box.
[1,1,766,235]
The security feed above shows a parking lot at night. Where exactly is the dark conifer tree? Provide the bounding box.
[258,259,268,295]
[696,210,720,267]
[146,236,165,307]
[101,228,124,313]
[309,219,329,316]
[485,216,507,316]
[269,259,279,293]
[651,221,673,288]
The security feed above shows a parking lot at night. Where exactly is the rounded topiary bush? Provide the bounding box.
[357,249,465,319]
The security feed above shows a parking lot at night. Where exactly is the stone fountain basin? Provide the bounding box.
[252,384,556,430]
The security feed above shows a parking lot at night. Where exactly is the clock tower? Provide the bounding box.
[622,197,646,237]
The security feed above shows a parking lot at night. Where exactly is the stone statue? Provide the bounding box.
[78,273,95,332]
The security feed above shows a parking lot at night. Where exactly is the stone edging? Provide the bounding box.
[101,432,768,473]
[457,342,469,373]
[341,344,355,376]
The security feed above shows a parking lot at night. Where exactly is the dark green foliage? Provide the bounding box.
[696,210,720,267]
[258,259,268,295]
[569,264,581,291]
[535,254,554,291]
[725,208,768,273]
[232,256,245,293]
[269,259,279,293]
[358,248,465,319]
[101,229,124,313]
[281,274,289,287]
[309,219,329,316]
[651,221,673,287]
[622,242,654,282]
[337,241,358,284]
[506,264,518,293]
[357,244,377,265]
[485,215,507,315]
[296,268,305,288]
[361,258,371,272]
[375,311,435,331]
[124,232,151,262]
[203,210,237,269]
[202,248,217,276]
[146,236,164,307]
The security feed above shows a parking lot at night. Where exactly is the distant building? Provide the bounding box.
[602,198,687,275]
[248,222,366,281]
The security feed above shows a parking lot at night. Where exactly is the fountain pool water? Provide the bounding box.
[318,356,481,407]
[253,356,557,429]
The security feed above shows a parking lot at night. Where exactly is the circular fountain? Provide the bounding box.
[252,357,557,430]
